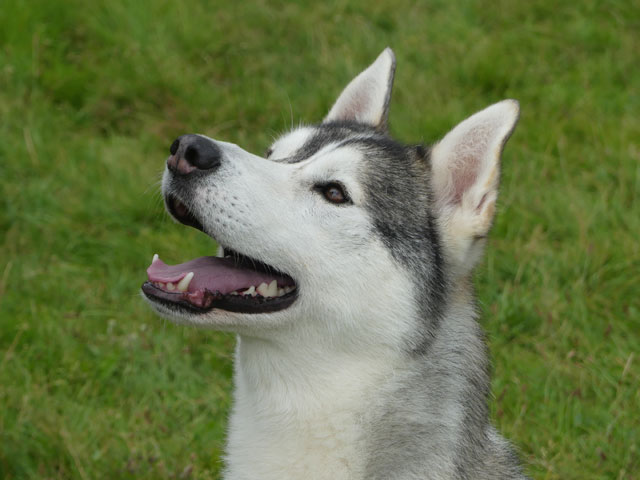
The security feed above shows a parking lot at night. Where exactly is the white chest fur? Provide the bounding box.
[223,336,397,480]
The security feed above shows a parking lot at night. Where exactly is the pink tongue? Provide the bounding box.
[147,256,291,295]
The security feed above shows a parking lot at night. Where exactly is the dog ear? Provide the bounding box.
[430,100,519,276]
[324,48,396,130]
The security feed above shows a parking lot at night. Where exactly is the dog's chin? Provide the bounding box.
[142,291,298,330]
[142,194,299,318]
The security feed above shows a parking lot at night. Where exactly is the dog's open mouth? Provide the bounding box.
[141,196,298,314]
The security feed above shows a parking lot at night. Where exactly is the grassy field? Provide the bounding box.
[1,0,638,478]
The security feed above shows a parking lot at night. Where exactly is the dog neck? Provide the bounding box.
[224,332,403,480]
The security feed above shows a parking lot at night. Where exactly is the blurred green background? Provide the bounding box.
[1,0,638,478]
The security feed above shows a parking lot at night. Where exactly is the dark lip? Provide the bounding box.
[165,194,204,232]
[221,247,294,279]
[141,281,298,314]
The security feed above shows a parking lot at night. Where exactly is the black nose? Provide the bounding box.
[168,134,221,175]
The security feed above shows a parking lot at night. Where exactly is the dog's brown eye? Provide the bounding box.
[318,183,350,205]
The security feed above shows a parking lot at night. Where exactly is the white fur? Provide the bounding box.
[269,126,315,160]
[226,337,400,479]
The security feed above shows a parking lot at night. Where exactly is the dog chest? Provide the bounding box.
[225,403,366,480]
[222,338,398,479]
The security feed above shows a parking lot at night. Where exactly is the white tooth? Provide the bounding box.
[230,291,238,295]
[278,288,284,297]
[244,286,256,296]
[267,280,278,297]
[166,282,175,291]
[256,282,269,297]
[152,253,159,263]
[177,272,194,292]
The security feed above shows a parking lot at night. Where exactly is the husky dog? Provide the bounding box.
[142,48,527,479]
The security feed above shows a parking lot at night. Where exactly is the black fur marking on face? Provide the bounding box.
[285,121,381,164]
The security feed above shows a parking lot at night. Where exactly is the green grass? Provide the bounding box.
[1,0,638,478]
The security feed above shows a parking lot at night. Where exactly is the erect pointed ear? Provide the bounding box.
[430,100,520,276]
[324,48,396,130]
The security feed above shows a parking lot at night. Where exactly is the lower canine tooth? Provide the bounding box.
[177,272,194,292]
[244,286,256,296]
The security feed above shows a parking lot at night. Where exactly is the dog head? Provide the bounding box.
[142,49,519,349]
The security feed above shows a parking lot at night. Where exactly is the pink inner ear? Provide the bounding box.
[338,89,373,123]
[344,95,367,121]
[450,150,480,204]
[447,123,493,204]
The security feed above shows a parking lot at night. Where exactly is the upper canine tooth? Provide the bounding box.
[256,282,270,297]
[152,253,159,264]
[177,272,194,292]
